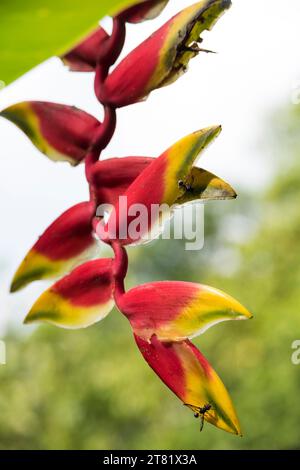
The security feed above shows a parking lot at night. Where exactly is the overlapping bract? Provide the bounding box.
[1,0,251,436]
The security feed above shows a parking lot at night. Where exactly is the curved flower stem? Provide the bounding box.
[94,62,108,103]
[94,18,126,102]
[85,105,117,201]
[92,105,117,152]
[112,242,128,304]
[85,18,125,231]
[99,17,126,68]
[85,148,100,202]
[88,18,128,300]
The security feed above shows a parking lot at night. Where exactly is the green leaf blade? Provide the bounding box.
[0,0,137,86]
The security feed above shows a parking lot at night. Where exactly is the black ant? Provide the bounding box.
[178,180,192,191]
[184,403,212,432]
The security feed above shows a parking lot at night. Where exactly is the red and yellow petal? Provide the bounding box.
[61,26,109,72]
[162,126,222,204]
[0,102,100,165]
[24,259,115,329]
[117,0,169,24]
[119,281,252,341]
[11,202,97,292]
[98,126,221,246]
[135,334,242,435]
[100,1,231,107]
[126,126,221,208]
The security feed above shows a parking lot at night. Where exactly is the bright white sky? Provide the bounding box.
[0,0,299,333]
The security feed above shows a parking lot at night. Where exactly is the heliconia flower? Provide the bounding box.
[118,281,252,342]
[117,0,169,24]
[97,126,234,245]
[61,26,109,72]
[135,334,242,435]
[97,0,232,107]
[24,259,115,329]
[10,202,97,292]
[0,102,100,166]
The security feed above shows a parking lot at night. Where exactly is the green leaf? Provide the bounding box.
[0,0,137,87]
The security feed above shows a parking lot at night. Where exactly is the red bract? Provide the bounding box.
[96,1,232,107]
[91,156,154,207]
[25,259,115,329]
[134,335,242,435]
[3,0,251,437]
[0,101,101,165]
[62,27,110,72]
[10,202,97,292]
[118,280,252,342]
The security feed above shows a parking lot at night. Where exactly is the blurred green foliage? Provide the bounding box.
[1,104,300,449]
[0,0,136,86]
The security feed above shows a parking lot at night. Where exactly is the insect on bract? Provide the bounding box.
[185,403,214,432]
